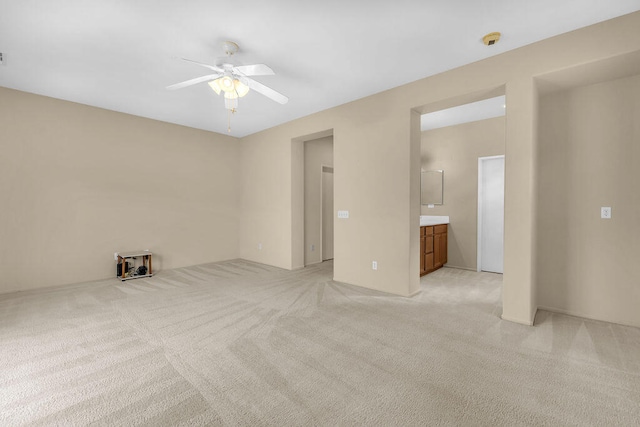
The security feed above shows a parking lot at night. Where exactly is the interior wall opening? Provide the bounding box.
[534,49,640,328]
[303,136,334,266]
[416,88,507,310]
[291,129,334,271]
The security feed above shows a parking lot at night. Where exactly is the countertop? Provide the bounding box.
[420,215,449,226]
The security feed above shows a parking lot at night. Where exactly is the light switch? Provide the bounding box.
[601,207,611,219]
[337,210,349,219]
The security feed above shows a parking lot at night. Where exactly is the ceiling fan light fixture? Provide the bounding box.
[210,76,249,99]
[208,79,222,95]
[219,75,236,93]
[224,95,238,110]
[224,91,238,100]
[235,80,250,97]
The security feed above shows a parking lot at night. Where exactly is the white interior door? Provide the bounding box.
[478,156,504,273]
[321,168,334,260]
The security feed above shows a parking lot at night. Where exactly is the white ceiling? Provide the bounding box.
[1,1,639,137]
[421,96,505,131]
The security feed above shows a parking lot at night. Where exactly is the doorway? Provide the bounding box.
[477,155,505,273]
[303,136,334,266]
[419,94,505,273]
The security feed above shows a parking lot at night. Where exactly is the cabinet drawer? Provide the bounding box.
[420,226,426,237]
[434,224,447,234]
[423,226,434,236]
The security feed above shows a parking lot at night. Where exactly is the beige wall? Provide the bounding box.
[421,117,505,270]
[304,136,333,265]
[239,12,640,323]
[3,12,640,327]
[238,128,294,269]
[536,74,640,327]
[240,104,422,297]
[0,87,240,293]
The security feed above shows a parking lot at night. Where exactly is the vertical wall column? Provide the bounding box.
[291,140,305,269]
[502,78,538,325]
[409,110,423,288]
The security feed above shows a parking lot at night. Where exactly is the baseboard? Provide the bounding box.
[537,305,640,329]
[303,261,323,267]
[443,264,476,272]
[501,311,536,326]
[537,305,576,318]
[406,288,422,298]
[332,275,420,298]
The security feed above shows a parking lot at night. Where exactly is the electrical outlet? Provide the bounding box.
[311,244,315,252]
[0,52,4,65]
[258,243,262,250]
[601,207,612,219]
[372,261,378,270]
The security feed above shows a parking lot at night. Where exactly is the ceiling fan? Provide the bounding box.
[167,41,288,116]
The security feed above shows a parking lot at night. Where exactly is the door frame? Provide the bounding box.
[477,155,505,272]
[320,164,334,261]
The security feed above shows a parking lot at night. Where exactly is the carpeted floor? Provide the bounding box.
[1,259,639,426]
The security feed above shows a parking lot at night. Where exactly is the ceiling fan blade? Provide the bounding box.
[180,58,224,73]
[234,64,275,76]
[166,73,222,90]
[246,78,289,104]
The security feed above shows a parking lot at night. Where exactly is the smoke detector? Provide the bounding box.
[483,32,501,46]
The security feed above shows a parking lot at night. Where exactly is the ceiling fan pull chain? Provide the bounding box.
[227,108,237,133]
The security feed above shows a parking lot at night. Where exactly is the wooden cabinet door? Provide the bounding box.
[434,233,442,268]
[420,224,446,275]
[425,235,433,254]
[425,252,434,272]
[442,232,448,264]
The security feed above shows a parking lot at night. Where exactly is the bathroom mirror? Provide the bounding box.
[421,170,444,205]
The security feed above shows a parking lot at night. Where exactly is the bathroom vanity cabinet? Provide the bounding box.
[420,224,447,276]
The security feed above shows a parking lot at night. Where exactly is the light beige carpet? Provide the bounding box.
[1,260,639,426]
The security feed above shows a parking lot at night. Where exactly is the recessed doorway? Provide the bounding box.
[302,135,334,267]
